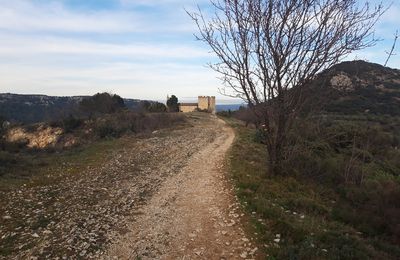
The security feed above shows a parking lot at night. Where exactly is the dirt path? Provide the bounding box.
[1,113,258,259]
[106,116,258,259]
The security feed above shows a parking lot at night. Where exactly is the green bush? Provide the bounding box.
[80,92,125,116]
[62,116,83,133]
[95,124,119,138]
[142,101,167,113]
[254,128,267,144]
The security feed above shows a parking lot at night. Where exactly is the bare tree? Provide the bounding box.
[384,30,398,67]
[188,0,384,175]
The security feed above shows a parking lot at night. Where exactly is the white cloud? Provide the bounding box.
[0,61,220,100]
[0,0,198,33]
[0,34,210,59]
[0,1,137,33]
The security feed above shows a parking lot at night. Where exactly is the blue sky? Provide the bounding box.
[0,0,398,103]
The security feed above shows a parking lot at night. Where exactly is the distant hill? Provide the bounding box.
[216,104,243,112]
[308,60,400,115]
[0,93,143,123]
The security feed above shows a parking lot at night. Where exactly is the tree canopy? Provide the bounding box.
[80,92,125,115]
[167,95,179,112]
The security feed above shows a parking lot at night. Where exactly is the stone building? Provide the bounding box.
[179,96,216,114]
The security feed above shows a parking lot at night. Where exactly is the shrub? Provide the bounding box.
[95,124,119,138]
[62,116,83,133]
[254,128,268,144]
[142,101,167,113]
[80,92,125,116]
[92,111,186,139]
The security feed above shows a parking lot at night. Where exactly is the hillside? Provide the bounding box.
[0,93,143,123]
[222,60,400,259]
[308,60,400,115]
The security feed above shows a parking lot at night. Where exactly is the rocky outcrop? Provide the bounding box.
[5,125,63,149]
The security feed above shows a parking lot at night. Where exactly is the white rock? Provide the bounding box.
[250,247,258,255]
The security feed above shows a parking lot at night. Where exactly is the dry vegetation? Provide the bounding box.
[223,114,400,259]
[0,111,185,182]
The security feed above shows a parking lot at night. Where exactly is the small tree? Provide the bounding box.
[143,101,168,113]
[80,92,125,116]
[167,95,179,112]
[189,0,384,175]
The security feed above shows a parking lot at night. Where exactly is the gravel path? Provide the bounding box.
[1,113,257,259]
[106,115,258,259]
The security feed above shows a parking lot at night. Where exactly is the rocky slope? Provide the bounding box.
[307,60,400,115]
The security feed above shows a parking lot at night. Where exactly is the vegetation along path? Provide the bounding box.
[1,113,258,259]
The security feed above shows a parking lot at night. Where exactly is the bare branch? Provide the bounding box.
[188,0,385,175]
[384,30,398,67]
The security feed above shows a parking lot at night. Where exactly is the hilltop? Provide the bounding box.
[307,60,400,115]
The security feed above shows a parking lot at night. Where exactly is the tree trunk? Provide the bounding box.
[267,140,284,176]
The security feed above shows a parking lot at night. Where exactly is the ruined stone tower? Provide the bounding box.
[178,96,216,113]
[198,96,216,114]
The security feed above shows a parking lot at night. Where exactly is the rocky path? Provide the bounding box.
[1,113,258,259]
[106,115,258,260]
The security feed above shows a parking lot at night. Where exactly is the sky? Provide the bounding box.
[0,0,399,103]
